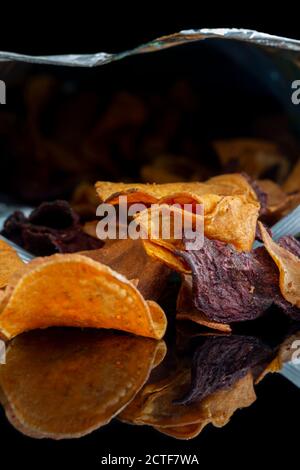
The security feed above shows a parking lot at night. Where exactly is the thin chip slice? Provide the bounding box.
[0,240,24,289]
[142,240,190,274]
[95,174,259,205]
[81,239,171,301]
[259,222,300,308]
[135,197,258,253]
[176,234,300,324]
[176,276,231,333]
[96,175,260,252]
[283,159,300,193]
[213,138,289,180]
[0,254,167,340]
[120,369,256,429]
[175,335,274,405]
[257,179,300,222]
[0,329,164,438]
[154,422,206,440]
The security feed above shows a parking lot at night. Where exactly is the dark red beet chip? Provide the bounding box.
[177,235,300,324]
[2,200,102,256]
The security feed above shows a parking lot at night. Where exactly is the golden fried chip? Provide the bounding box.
[142,240,190,274]
[258,179,287,212]
[0,329,164,438]
[0,254,167,340]
[213,138,289,180]
[176,276,232,332]
[96,174,259,252]
[283,159,300,193]
[257,179,300,222]
[136,200,257,272]
[0,240,24,289]
[259,222,300,307]
[95,174,258,204]
[203,194,259,251]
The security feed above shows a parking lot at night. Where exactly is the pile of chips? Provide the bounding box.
[0,168,299,440]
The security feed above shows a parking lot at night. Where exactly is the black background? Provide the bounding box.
[1,373,299,468]
[0,7,300,55]
[0,7,300,468]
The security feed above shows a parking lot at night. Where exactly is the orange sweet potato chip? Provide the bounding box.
[0,253,167,340]
[257,179,300,222]
[96,174,260,252]
[136,201,258,273]
[259,222,300,307]
[213,138,289,181]
[142,239,190,274]
[176,276,232,333]
[0,240,24,289]
[95,174,259,205]
[283,159,300,193]
[0,329,165,438]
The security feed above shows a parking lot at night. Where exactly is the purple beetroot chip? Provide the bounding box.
[2,200,102,256]
[175,335,274,405]
[177,235,300,324]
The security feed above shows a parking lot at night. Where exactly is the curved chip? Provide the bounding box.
[176,276,231,333]
[136,200,258,266]
[0,329,165,438]
[0,253,167,340]
[213,138,289,181]
[142,240,190,274]
[259,222,300,308]
[95,174,259,204]
[0,240,24,289]
[95,175,259,252]
[120,369,256,429]
[81,238,171,301]
[257,179,300,222]
[175,335,274,405]
[283,159,300,193]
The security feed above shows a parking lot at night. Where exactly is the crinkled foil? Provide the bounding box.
[1,28,300,67]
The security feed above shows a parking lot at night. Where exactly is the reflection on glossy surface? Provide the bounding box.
[0,328,165,439]
[120,327,300,439]
[0,324,299,440]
